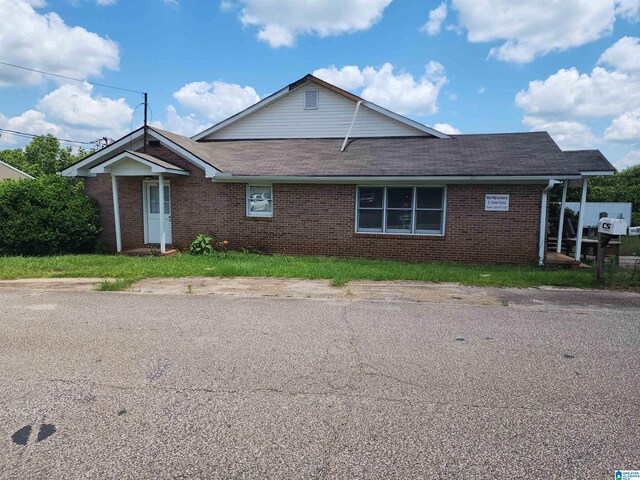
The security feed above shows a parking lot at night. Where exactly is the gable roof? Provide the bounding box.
[0,159,34,180]
[191,74,450,141]
[131,130,614,180]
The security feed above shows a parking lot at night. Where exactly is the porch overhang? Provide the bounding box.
[88,151,189,177]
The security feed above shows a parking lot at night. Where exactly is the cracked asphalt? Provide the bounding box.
[0,286,638,479]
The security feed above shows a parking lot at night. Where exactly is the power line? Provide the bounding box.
[0,60,145,95]
[0,128,96,146]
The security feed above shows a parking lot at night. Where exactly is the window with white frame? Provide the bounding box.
[356,186,446,235]
[247,185,273,216]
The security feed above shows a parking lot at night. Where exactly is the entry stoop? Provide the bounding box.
[545,252,590,269]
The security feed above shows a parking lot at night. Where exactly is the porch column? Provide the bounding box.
[574,177,588,261]
[556,181,568,253]
[158,174,166,254]
[111,175,122,253]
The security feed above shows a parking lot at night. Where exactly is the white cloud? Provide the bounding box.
[0,110,63,146]
[312,65,365,91]
[0,0,120,87]
[219,0,234,11]
[604,108,640,141]
[0,83,135,147]
[433,123,461,134]
[598,36,640,73]
[95,0,117,5]
[37,83,132,133]
[515,67,640,118]
[523,116,597,149]
[151,105,207,138]
[422,2,447,35]
[448,0,635,63]
[314,62,447,116]
[477,86,486,94]
[173,80,260,122]
[236,0,393,48]
[617,150,640,169]
[615,0,640,20]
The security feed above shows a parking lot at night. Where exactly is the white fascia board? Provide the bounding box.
[147,129,220,177]
[361,101,450,139]
[580,170,615,176]
[89,152,189,176]
[60,129,145,177]
[212,174,579,184]
[191,86,290,141]
[0,159,34,179]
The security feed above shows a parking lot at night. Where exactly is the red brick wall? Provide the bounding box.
[84,145,545,265]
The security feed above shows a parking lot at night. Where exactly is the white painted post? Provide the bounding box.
[557,181,568,253]
[158,174,166,254]
[111,175,122,253]
[575,177,588,262]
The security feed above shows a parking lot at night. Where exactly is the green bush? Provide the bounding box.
[0,175,101,255]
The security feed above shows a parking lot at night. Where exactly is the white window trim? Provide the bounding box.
[355,186,447,236]
[303,89,319,110]
[246,184,274,217]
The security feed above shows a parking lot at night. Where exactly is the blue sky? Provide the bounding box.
[0,0,639,169]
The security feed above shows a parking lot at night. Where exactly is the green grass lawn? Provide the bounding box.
[0,252,613,290]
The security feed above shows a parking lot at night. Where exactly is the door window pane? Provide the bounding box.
[358,187,383,208]
[149,185,170,214]
[387,187,413,209]
[415,210,442,232]
[248,185,273,215]
[417,188,443,209]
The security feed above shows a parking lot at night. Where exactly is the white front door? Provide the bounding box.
[145,182,172,244]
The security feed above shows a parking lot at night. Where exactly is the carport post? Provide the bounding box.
[575,177,588,262]
[158,174,166,254]
[556,181,568,253]
[111,175,122,253]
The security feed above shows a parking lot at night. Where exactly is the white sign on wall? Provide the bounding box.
[485,194,510,211]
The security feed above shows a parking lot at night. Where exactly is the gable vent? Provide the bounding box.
[304,89,318,109]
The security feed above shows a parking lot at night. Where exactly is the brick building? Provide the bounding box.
[61,75,615,265]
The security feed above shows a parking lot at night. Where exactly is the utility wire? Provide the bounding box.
[0,60,145,95]
[0,128,96,146]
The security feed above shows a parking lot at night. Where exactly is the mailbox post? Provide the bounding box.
[596,218,628,281]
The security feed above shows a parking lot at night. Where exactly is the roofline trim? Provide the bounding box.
[89,151,189,176]
[0,159,34,179]
[211,174,581,184]
[190,74,450,141]
[60,127,221,178]
[580,170,615,176]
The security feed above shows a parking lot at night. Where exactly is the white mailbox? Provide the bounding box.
[598,217,628,235]
[629,226,640,236]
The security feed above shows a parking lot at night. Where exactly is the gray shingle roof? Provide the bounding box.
[563,150,616,172]
[150,127,615,178]
[125,150,187,171]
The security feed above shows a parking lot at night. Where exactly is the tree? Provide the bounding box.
[550,164,640,226]
[0,135,92,177]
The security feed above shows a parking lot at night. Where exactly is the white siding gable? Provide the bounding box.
[204,83,428,140]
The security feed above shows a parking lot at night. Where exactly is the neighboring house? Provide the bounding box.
[0,159,33,180]
[61,74,615,265]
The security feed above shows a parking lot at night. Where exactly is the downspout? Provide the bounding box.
[538,179,556,266]
[341,100,362,152]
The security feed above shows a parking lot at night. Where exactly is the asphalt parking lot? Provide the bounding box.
[0,285,638,479]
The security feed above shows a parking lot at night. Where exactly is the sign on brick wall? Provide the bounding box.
[485,194,509,211]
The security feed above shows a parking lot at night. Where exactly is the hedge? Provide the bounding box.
[0,175,100,255]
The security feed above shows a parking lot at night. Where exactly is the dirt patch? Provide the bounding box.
[0,278,111,291]
[130,277,501,305]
